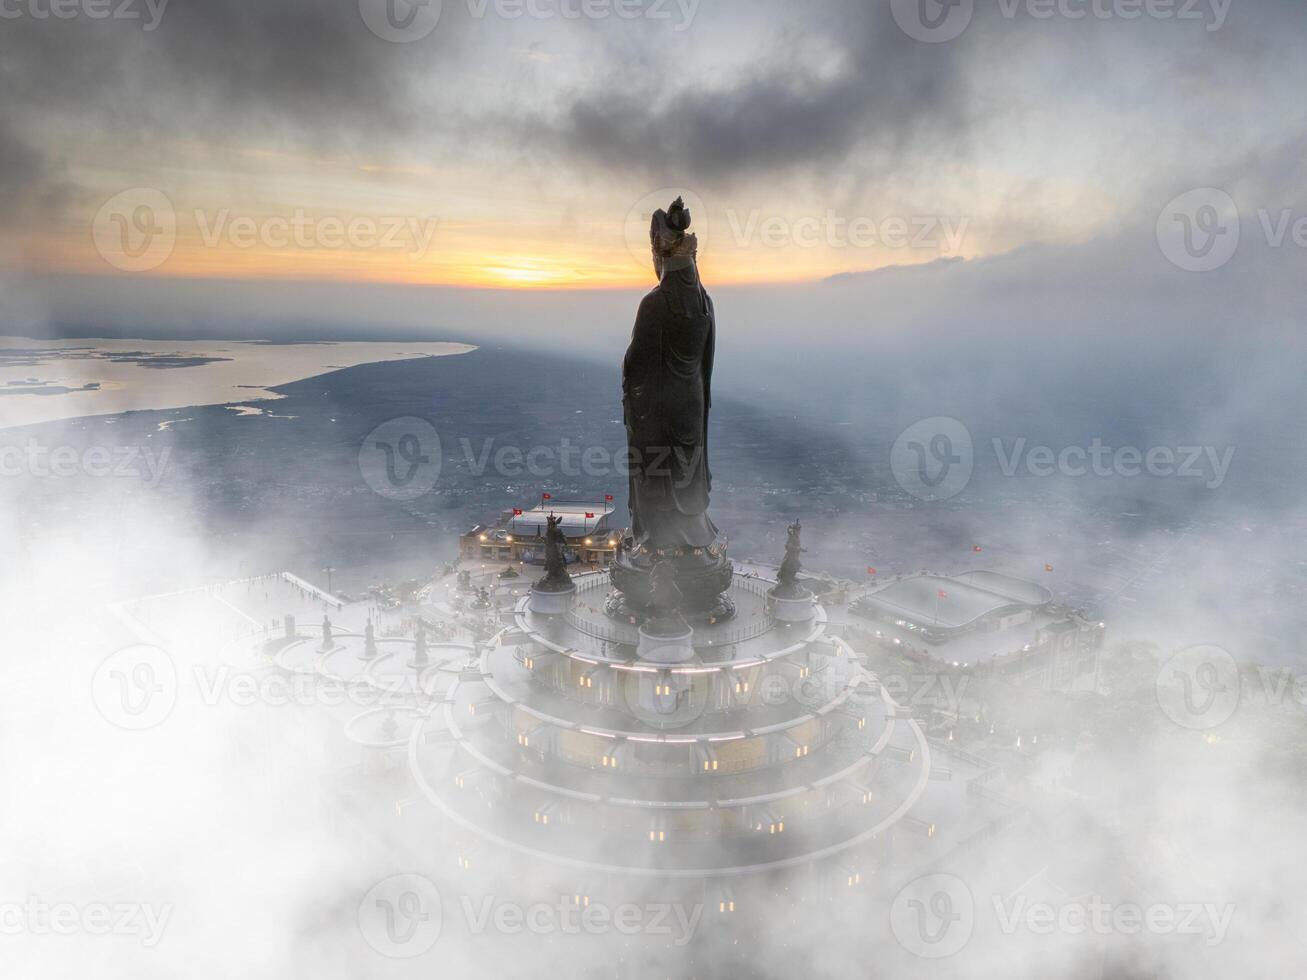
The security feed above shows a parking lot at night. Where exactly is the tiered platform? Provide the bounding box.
[406,570,935,883]
[129,566,1027,911]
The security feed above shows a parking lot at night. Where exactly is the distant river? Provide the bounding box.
[0,337,476,429]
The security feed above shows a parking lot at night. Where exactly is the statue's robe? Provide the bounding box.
[622,258,719,551]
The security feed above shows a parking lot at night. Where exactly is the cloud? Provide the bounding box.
[514,2,975,184]
[0,0,446,142]
[2,0,1307,235]
[0,113,74,225]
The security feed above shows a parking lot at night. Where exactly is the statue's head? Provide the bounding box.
[650,196,697,280]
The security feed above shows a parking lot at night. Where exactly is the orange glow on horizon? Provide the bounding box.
[10,151,986,290]
[16,236,874,290]
[11,133,995,293]
[14,190,979,290]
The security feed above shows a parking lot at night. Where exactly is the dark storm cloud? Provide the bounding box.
[0,0,444,141]
[0,112,75,222]
[1,0,1306,224]
[499,0,1307,190]
[523,2,976,182]
[0,115,50,204]
[0,0,469,229]
[7,0,971,186]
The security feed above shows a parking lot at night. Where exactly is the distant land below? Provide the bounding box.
[0,337,475,429]
[6,344,1303,665]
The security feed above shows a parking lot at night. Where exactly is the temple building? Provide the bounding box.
[460,499,619,567]
[851,569,1104,689]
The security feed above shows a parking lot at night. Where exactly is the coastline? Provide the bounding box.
[0,337,477,430]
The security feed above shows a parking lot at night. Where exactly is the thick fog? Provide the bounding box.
[5,240,1307,977]
[5,0,1307,976]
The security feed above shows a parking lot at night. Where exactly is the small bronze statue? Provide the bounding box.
[774,520,808,598]
[536,513,574,592]
[320,615,333,651]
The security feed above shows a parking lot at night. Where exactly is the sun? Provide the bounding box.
[482,265,573,286]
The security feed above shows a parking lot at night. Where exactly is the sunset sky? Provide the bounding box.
[2,0,1305,291]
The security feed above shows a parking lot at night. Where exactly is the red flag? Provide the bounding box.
[604,494,614,502]
[937,589,948,599]
[972,545,983,553]
[1044,564,1054,572]
[867,567,877,576]
[542,493,552,500]
[512,508,524,516]
[585,512,595,519]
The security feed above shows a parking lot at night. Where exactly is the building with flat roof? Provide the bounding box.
[853,570,1052,641]
[850,569,1103,689]
[460,499,620,567]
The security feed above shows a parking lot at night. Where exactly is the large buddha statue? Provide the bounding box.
[608,197,734,622]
